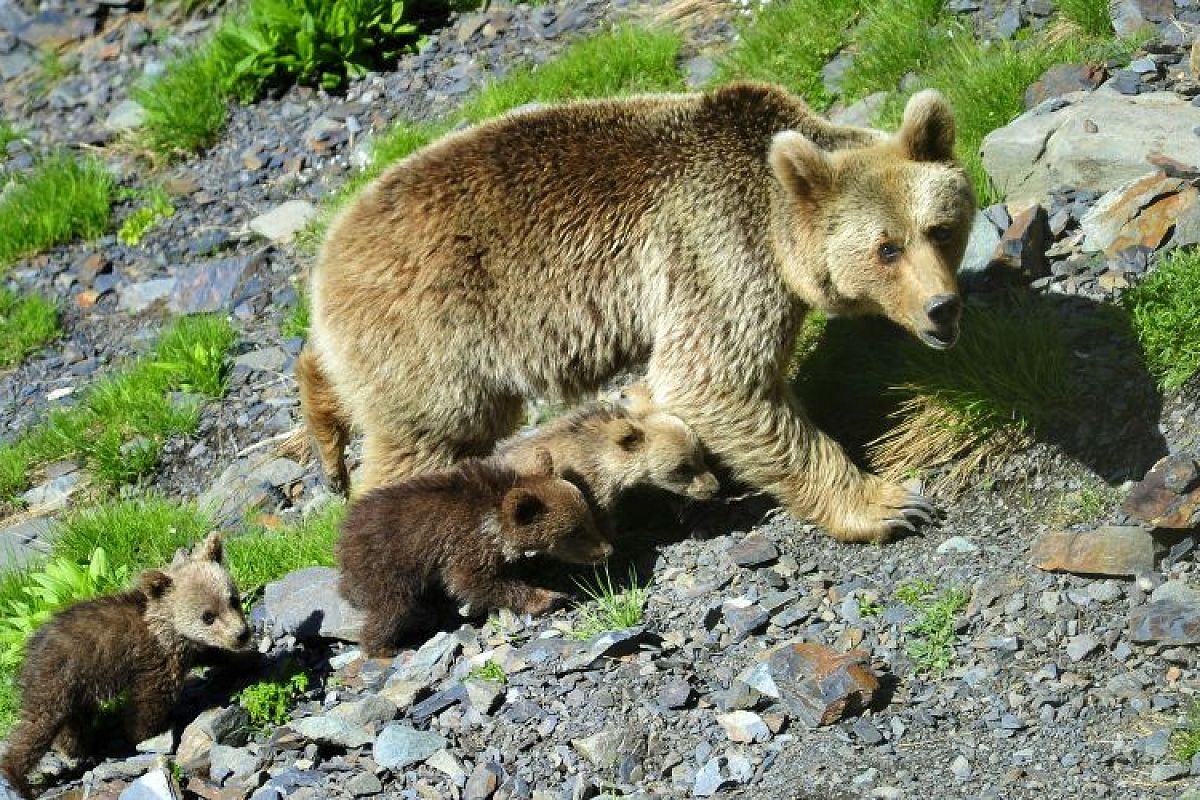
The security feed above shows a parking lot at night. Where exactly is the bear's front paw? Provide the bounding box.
[826,480,939,543]
[520,589,570,616]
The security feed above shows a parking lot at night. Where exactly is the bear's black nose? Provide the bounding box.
[237,627,251,645]
[925,294,961,326]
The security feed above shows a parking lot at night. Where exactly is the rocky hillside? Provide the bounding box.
[1,0,1200,798]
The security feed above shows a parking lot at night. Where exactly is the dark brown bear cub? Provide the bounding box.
[337,450,611,657]
[0,533,250,798]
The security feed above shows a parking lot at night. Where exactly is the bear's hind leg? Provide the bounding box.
[297,347,352,495]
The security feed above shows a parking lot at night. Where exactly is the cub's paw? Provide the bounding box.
[520,589,571,617]
[825,480,940,543]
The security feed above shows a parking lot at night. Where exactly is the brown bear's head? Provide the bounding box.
[500,449,614,565]
[770,90,976,350]
[139,532,252,652]
[614,383,719,501]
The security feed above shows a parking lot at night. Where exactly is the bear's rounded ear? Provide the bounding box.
[616,382,654,416]
[503,488,547,527]
[138,570,172,599]
[612,420,645,452]
[196,532,224,564]
[898,89,956,163]
[170,547,190,569]
[530,447,555,477]
[769,131,833,203]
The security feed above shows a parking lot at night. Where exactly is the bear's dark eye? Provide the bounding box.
[877,243,902,264]
[927,225,952,243]
[202,611,216,625]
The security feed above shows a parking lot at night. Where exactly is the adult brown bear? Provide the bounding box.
[299,81,975,543]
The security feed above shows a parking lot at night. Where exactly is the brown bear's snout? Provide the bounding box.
[919,293,961,350]
[688,472,720,500]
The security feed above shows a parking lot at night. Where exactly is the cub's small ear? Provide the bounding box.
[530,447,555,477]
[769,131,833,202]
[613,420,645,452]
[138,570,172,599]
[170,547,190,569]
[503,488,547,527]
[898,89,956,163]
[196,532,224,564]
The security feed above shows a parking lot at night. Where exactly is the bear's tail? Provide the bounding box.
[295,346,352,496]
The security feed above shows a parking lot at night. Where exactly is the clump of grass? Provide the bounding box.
[856,595,884,618]
[0,315,236,499]
[467,660,507,684]
[839,0,949,101]
[53,496,213,576]
[0,152,113,271]
[714,0,862,109]
[1056,0,1112,36]
[1049,482,1120,527]
[117,186,176,246]
[225,501,343,600]
[1172,702,1200,763]
[238,663,309,730]
[462,25,684,123]
[898,581,968,674]
[134,50,230,156]
[1124,248,1200,391]
[796,299,1076,492]
[0,121,19,151]
[280,288,311,339]
[569,567,649,640]
[0,289,60,368]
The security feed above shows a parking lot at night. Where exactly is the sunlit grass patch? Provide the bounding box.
[0,152,113,271]
[0,290,60,368]
[714,0,862,108]
[1124,248,1200,392]
[568,566,649,640]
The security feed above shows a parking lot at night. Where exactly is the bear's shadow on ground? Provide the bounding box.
[376,288,1169,642]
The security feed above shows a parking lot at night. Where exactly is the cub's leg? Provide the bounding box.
[651,377,933,543]
[447,565,568,617]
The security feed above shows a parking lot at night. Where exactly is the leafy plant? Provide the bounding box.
[899,582,969,674]
[569,567,649,640]
[216,0,420,98]
[467,660,507,684]
[1173,702,1200,762]
[0,549,128,670]
[238,664,310,729]
[118,187,176,246]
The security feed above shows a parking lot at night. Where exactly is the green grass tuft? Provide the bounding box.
[461,25,684,123]
[716,0,863,109]
[134,50,230,156]
[1124,248,1200,391]
[0,121,19,151]
[225,502,343,600]
[1173,702,1200,763]
[0,315,236,499]
[0,152,113,271]
[0,289,60,368]
[899,581,968,674]
[1056,0,1113,36]
[569,566,648,640]
[54,497,213,576]
[839,0,948,101]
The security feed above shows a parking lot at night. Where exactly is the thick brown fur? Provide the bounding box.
[336,451,611,657]
[303,81,976,542]
[495,383,718,522]
[0,534,249,798]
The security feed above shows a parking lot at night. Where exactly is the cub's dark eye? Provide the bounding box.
[202,611,216,625]
[878,243,902,264]
[927,225,952,243]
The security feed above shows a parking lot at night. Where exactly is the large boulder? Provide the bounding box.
[263,566,365,641]
[981,89,1200,204]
